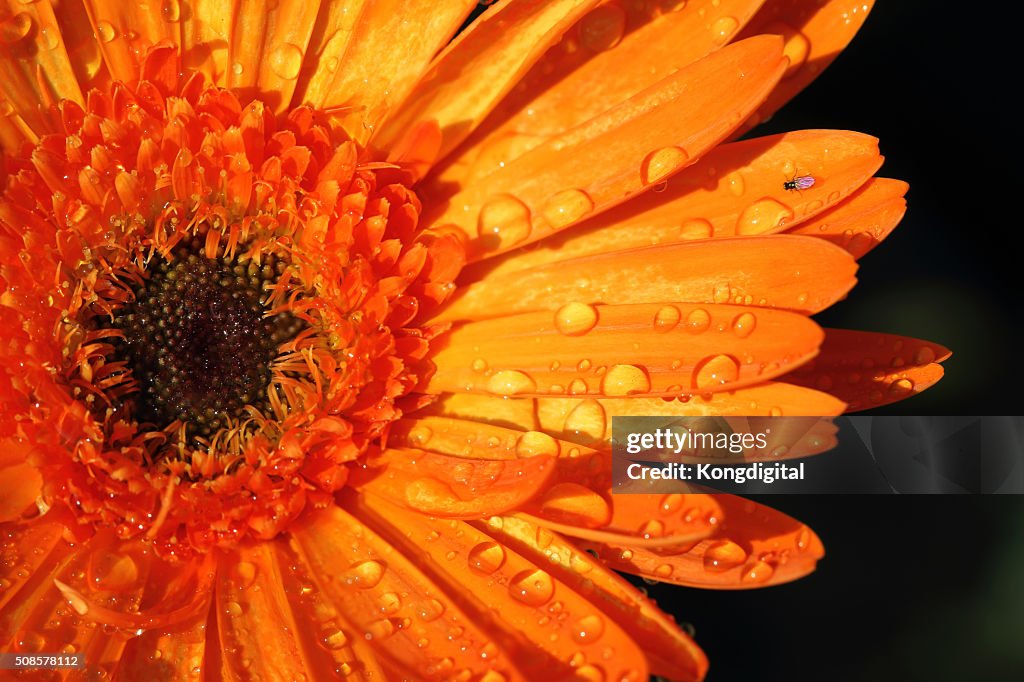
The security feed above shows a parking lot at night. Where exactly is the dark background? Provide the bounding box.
[650,5,1024,682]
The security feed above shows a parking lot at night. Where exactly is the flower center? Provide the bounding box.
[110,238,303,438]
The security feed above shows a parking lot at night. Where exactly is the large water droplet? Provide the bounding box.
[487,370,537,396]
[736,198,795,235]
[554,302,598,336]
[703,540,747,572]
[711,16,739,44]
[416,598,445,622]
[653,305,681,333]
[740,560,774,584]
[321,627,348,650]
[468,541,506,575]
[563,399,606,443]
[478,194,532,249]
[659,493,685,515]
[516,431,560,458]
[641,147,689,185]
[578,4,626,52]
[161,0,182,22]
[343,560,385,588]
[732,312,757,338]
[269,43,304,80]
[509,568,554,606]
[685,308,711,333]
[96,20,117,44]
[694,354,739,388]
[571,614,606,644]
[680,218,714,240]
[1,12,32,44]
[601,364,650,396]
[541,189,594,228]
[39,24,60,50]
[540,483,611,527]
[87,550,139,593]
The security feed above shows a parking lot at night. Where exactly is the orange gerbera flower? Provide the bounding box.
[0,1,949,680]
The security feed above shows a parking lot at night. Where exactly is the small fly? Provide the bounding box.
[783,174,816,192]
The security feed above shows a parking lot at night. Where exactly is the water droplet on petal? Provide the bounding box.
[96,21,117,44]
[576,664,606,682]
[659,493,685,515]
[516,431,560,458]
[231,561,257,589]
[741,560,774,584]
[653,305,681,333]
[732,312,757,338]
[703,539,747,572]
[579,4,626,52]
[639,519,665,539]
[343,560,385,588]
[563,399,606,443]
[571,614,606,643]
[736,198,795,235]
[711,16,739,44]
[39,24,60,50]
[601,364,650,396]
[540,483,611,527]
[1,13,32,44]
[694,354,739,389]
[509,569,554,606]
[542,189,594,228]
[487,370,536,396]
[478,194,532,249]
[321,627,348,650]
[685,308,711,333]
[641,147,689,185]
[554,302,598,336]
[680,218,713,240]
[161,0,181,22]
[269,43,303,80]
[889,378,914,396]
[468,541,505,575]
[913,346,936,364]
[87,550,139,593]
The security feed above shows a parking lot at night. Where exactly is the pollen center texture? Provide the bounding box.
[111,240,302,437]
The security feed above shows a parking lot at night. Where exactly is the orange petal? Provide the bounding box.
[389,415,579,461]
[0,462,41,522]
[52,0,109,93]
[375,0,602,159]
[1,0,85,140]
[311,0,476,144]
[179,0,234,83]
[428,302,823,397]
[349,447,555,518]
[463,130,881,279]
[289,504,531,681]
[116,607,210,681]
[784,329,951,411]
[291,0,368,108]
[436,235,857,321]
[426,0,765,191]
[82,0,181,83]
[224,0,323,112]
[489,513,706,681]
[787,177,908,259]
[0,518,64,612]
[586,495,825,589]
[345,492,652,681]
[421,393,542,432]
[213,541,358,681]
[735,0,875,135]
[424,36,787,262]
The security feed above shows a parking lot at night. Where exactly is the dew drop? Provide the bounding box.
[694,354,739,388]
[478,194,532,249]
[87,551,139,593]
[539,483,611,527]
[571,614,606,644]
[653,305,681,333]
[468,541,505,575]
[639,519,665,539]
[659,493,685,515]
[39,24,60,50]
[731,312,757,338]
[487,370,537,396]
[223,601,243,617]
[1,12,32,44]
[231,561,257,589]
[913,346,936,364]
[641,147,689,185]
[740,560,774,584]
[724,171,745,196]
[889,378,914,396]
[96,20,117,44]
[508,569,555,606]
[685,308,711,333]
[416,598,445,622]
[554,302,598,336]
[232,62,244,76]
[161,0,181,22]
[268,43,303,80]
[680,218,713,240]
[703,540,747,572]
[541,189,594,228]
[516,431,560,458]
[563,399,606,443]
[601,364,650,396]
[568,378,589,395]
[576,664,606,682]
[578,4,626,52]
[343,560,385,588]
[321,627,348,650]
[711,16,739,44]
[736,198,795,235]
